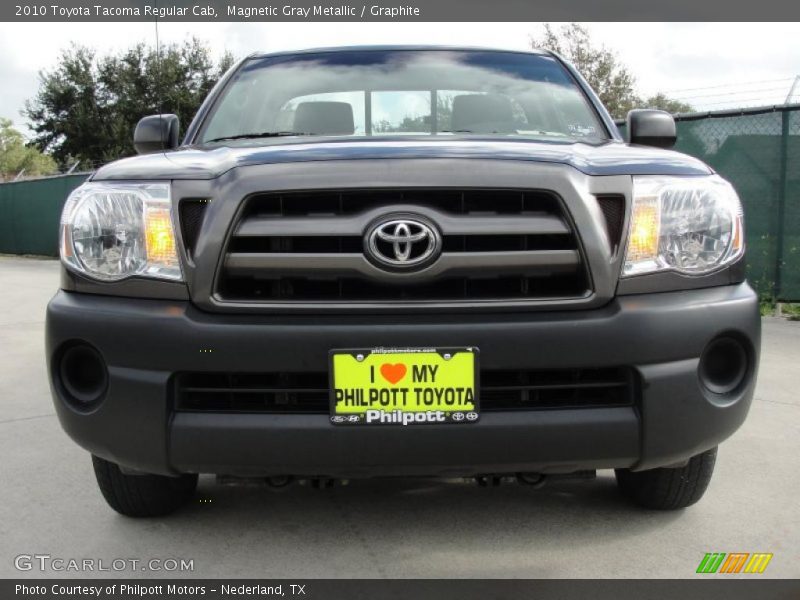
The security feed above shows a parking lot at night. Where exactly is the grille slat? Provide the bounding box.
[224,250,581,280]
[244,189,563,217]
[175,368,633,413]
[216,189,591,305]
[222,274,586,301]
[235,212,570,237]
[479,382,627,391]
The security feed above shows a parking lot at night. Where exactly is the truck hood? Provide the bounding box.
[92,138,713,181]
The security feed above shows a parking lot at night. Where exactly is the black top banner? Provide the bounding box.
[4,0,800,21]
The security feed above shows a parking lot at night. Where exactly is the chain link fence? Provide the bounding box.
[619,104,800,302]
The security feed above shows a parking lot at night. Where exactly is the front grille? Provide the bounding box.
[174,368,634,413]
[175,372,329,413]
[216,189,591,305]
[478,367,634,410]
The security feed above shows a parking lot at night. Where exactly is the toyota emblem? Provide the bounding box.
[365,215,442,270]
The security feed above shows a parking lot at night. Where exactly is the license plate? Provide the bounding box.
[329,347,479,426]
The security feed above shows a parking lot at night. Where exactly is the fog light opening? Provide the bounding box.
[58,344,108,406]
[699,336,748,395]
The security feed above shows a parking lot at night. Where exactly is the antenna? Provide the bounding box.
[154,0,164,148]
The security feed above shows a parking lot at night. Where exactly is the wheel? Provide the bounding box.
[92,455,198,517]
[615,447,717,510]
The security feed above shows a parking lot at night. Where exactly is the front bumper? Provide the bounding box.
[46,283,760,478]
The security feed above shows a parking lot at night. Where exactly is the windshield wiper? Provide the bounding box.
[440,129,513,134]
[205,131,313,143]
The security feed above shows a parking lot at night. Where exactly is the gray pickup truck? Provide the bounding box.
[47,46,759,517]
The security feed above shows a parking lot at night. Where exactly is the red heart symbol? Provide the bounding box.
[380,363,407,385]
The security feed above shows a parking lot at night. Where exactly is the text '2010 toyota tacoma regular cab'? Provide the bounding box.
[47,47,760,517]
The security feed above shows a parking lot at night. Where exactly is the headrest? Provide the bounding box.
[292,101,355,135]
[451,94,515,133]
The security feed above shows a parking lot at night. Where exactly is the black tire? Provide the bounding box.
[615,447,717,510]
[92,455,198,517]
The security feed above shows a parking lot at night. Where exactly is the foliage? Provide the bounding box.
[781,303,800,320]
[24,38,234,168]
[373,96,454,134]
[0,118,57,180]
[642,93,694,115]
[759,298,800,319]
[530,24,693,119]
[759,295,777,316]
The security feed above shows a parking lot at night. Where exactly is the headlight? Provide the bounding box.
[622,175,744,277]
[60,182,182,281]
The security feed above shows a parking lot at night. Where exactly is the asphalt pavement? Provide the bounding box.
[0,256,797,579]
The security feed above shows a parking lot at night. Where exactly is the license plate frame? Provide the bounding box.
[328,347,479,426]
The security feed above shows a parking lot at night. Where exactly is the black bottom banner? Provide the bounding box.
[4,579,800,600]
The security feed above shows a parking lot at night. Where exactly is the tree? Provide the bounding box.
[373,95,454,133]
[0,118,57,181]
[642,93,693,115]
[530,24,692,119]
[24,38,234,167]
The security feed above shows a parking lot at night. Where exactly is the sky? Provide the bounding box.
[1,21,799,134]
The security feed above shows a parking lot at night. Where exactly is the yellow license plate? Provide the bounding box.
[329,347,479,426]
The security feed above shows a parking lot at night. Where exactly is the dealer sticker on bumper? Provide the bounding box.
[329,347,479,426]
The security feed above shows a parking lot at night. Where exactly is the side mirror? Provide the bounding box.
[133,114,180,154]
[626,109,676,149]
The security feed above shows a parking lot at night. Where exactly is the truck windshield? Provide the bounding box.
[198,49,608,144]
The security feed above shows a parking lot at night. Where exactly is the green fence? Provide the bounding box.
[0,173,89,256]
[619,104,800,302]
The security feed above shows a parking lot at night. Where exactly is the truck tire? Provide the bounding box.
[615,447,717,510]
[92,455,197,517]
